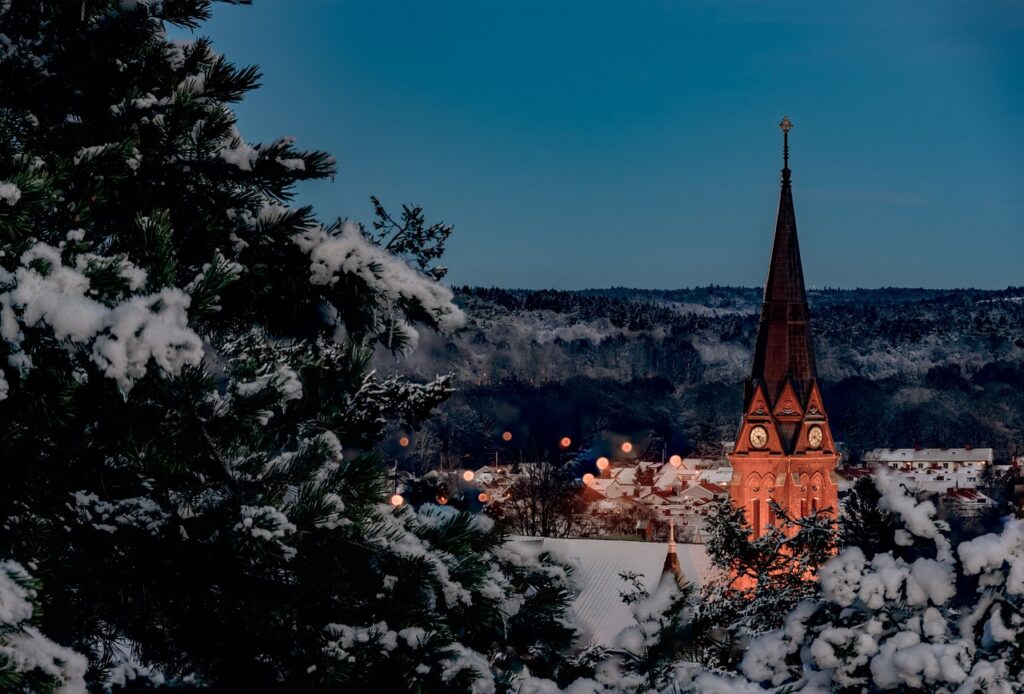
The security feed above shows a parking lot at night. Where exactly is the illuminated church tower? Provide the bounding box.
[727,118,839,537]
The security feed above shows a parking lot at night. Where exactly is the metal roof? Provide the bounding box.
[506,537,711,647]
[748,128,818,408]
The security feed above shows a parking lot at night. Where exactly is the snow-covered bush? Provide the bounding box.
[688,469,1024,692]
[517,469,1024,693]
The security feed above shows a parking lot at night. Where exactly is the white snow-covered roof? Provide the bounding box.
[506,537,710,647]
[864,448,993,464]
[614,467,637,485]
[944,488,995,504]
[699,466,734,486]
[679,485,713,499]
[592,496,637,510]
[654,465,691,489]
[888,469,985,494]
[675,543,713,586]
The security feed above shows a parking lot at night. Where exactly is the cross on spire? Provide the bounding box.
[780,116,793,171]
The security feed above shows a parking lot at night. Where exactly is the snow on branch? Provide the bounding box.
[293,221,466,335]
[0,242,204,397]
[0,560,88,692]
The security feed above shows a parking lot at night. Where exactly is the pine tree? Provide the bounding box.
[840,475,904,559]
[697,497,838,668]
[0,2,576,689]
[0,561,87,692]
[688,470,1024,692]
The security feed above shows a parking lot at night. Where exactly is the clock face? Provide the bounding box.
[807,425,823,449]
[749,425,768,449]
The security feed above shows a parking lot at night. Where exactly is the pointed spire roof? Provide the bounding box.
[748,117,818,406]
[664,520,682,579]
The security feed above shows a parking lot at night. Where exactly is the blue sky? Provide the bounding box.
[185,1,1023,290]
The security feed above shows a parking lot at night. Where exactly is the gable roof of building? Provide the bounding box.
[505,537,711,647]
[864,448,994,463]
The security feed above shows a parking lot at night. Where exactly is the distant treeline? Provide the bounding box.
[384,286,1024,469]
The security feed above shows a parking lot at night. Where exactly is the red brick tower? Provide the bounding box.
[727,118,839,538]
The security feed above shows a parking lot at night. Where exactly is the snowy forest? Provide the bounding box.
[392,286,1024,468]
[0,2,1023,692]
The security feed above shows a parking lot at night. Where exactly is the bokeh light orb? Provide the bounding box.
[478,492,490,503]
[621,442,633,453]
[669,454,683,467]
[389,493,404,507]
[462,470,475,482]
[501,431,513,442]
[582,473,596,485]
[596,456,610,470]
[560,436,572,448]
[436,495,449,505]
[398,436,410,447]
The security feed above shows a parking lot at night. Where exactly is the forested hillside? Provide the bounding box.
[380,286,1024,467]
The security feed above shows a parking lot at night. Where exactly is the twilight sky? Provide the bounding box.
[188,1,1023,290]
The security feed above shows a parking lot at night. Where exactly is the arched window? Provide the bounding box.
[745,472,763,538]
[798,473,809,518]
[810,471,825,515]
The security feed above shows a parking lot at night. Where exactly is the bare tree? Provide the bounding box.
[492,461,591,537]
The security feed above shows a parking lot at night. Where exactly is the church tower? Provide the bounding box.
[727,118,839,537]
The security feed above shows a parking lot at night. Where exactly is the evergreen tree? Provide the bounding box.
[614,572,699,691]
[697,498,838,667]
[688,470,1024,693]
[0,560,86,692]
[0,1,576,689]
[840,475,904,559]
[526,471,1024,692]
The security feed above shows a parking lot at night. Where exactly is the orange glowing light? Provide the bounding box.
[436,495,449,505]
[582,473,596,485]
[596,456,610,470]
[389,493,404,507]
[669,454,683,467]
[560,436,572,448]
[621,442,633,453]
[398,436,410,447]
[501,431,513,442]
[478,492,490,503]
[462,470,475,482]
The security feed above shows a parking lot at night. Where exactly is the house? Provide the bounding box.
[680,482,727,502]
[506,535,711,648]
[582,463,730,544]
[943,487,997,518]
[587,477,632,499]
[699,466,734,487]
[857,449,994,494]
[653,464,699,491]
[836,466,874,493]
[863,447,994,471]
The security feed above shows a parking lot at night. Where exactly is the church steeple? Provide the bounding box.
[748,116,817,407]
[728,119,839,544]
